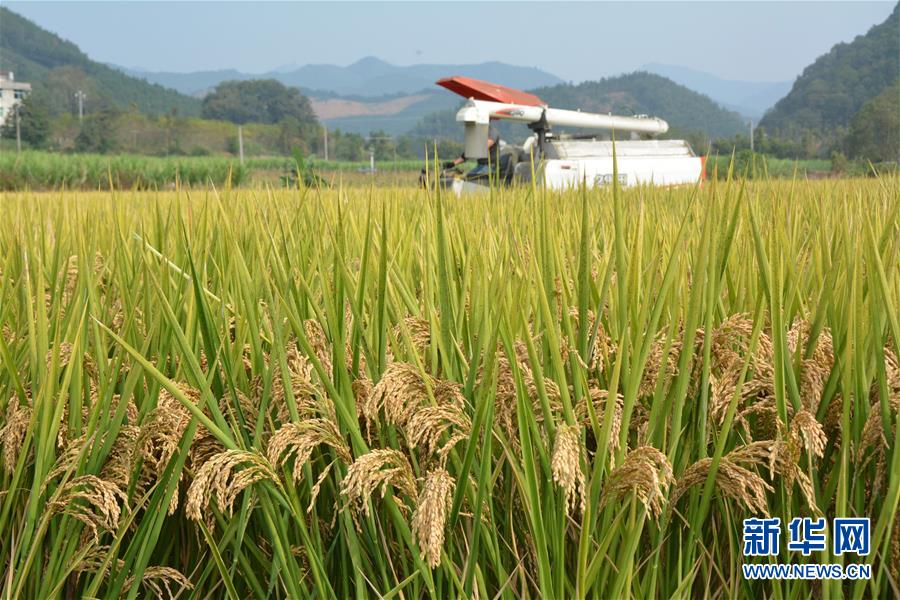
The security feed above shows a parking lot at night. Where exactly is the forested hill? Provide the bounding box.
[0,7,201,117]
[412,72,748,142]
[532,73,748,139]
[758,2,899,141]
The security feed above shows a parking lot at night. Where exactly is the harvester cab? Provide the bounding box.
[427,76,705,193]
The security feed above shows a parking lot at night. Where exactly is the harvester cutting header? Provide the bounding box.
[432,76,704,193]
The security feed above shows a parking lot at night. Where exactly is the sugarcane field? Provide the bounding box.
[0,2,898,599]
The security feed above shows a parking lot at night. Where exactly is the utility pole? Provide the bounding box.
[368,135,395,172]
[75,90,86,122]
[14,104,21,154]
[237,125,245,165]
[323,127,329,161]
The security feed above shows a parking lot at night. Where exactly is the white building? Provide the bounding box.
[0,71,32,127]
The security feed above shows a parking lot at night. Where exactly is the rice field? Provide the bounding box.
[0,151,427,191]
[0,176,897,598]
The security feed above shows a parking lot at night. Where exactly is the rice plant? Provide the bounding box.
[0,151,252,190]
[0,174,897,598]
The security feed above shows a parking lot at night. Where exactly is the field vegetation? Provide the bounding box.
[0,174,897,598]
[0,151,433,190]
[0,147,866,191]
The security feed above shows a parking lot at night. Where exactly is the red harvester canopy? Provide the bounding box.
[436,76,545,106]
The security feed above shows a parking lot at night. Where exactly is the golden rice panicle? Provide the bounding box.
[673,450,773,516]
[45,341,74,372]
[220,390,261,439]
[575,387,623,459]
[708,365,739,427]
[403,379,469,462]
[135,384,199,514]
[885,348,900,399]
[411,467,455,568]
[405,404,471,464]
[563,308,611,372]
[267,418,352,484]
[551,424,586,517]
[187,424,225,475]
[485,340,562,441]
[185,449,278,527]
[860,347,900,443]
[137,385,197,471]
[47,475,128,544]
[69,544,124,580]
[1,395,32,473]
[340,449,417,517]
[270,346,325,423]
[92,249,106,277]
[751,438,820,513]
[392,315,432,357]
[362,362,430,431]
[787,317,835,408]
[303,318,333,375]
[790,409,827,459]
[100,424,146,492]
[637,332,682,399]
[602,446,673,519]
[1,323,14,345]
[352,376,373,418]
[857,389,899,498]
[708,313,755,370]
[62,254,79,304]
[433,379,466,409]
[123,566,194,599]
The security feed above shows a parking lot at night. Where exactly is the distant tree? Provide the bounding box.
[394,135,415,159]
[74,109,119,153]
[715,130,808,160]
[277,116,319,155]
[434,139,464,161]
[330,129,366,161]
[830,150,850,174]
[410,108,463,140]
[367,130,395,161]
[1,94,51,148]
[161,108,189,155]
[202,79,318,126]
[845,80,900,163]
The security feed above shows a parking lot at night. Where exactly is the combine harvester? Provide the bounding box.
[433,76,705,193]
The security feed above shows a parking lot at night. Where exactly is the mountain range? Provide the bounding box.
[114,58,568,135]
[117,57,786,135]
[119,57,564,98]
[640,64,790,119]
[120,58,795,122]
[4,2,894,154]
[1,3,794,138]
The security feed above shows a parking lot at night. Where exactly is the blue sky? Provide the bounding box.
[5,1,896,82]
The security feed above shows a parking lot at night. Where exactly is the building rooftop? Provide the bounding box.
[0,71,31,90]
